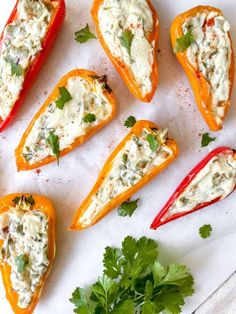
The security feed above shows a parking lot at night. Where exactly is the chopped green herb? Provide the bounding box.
[122,153,128,163]
[199,224,212,239]
[55,86,72,110]
[70,236,194,314]
[15,254,28,273]
[117,199,139,217]
[146,134,159,152]
[119,30,134,56]
[12,195,35,207]
[5,57,23,76]
[46,131,60,164]
[83,113,96,124]
[124,116,136,128]
[201,133,216,147]
[75,24,97,43]
[175,30,195,53]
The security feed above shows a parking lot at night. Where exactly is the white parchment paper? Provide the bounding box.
[0,0,235,313]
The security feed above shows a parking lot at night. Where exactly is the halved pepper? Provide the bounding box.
[15,69,116,171]
[0,193,56,314]
[70,120,179,230]
[170,6,235,131]
[91,0,159,102]
[151,147,236,229]
[0,0,66,132]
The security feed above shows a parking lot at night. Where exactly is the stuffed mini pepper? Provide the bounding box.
[15,69,116,170]
[0,194,56,314]
[151,147,236,229]
[0,0,66,131]
[70,120,179,230]
[171,6,235,131]
[91,0,159,102]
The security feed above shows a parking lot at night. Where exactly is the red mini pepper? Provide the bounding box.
[151,147,236,229]
[0,0,66,132]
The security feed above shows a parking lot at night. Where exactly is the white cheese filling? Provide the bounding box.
[0,201,49,308]
[98,0,155,96]
[162,153,236,221]
[79,128,172,227]
[182,11,232,125]
[0,0,52,120]
[22,76,113,164]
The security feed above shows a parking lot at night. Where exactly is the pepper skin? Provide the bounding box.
[151,147,236,229]
[70,120,179,230]
[0,0,66,132]
[0,193,56,314]
[91,0,159,102]
[15,69,117,171]
[170,6,235,131]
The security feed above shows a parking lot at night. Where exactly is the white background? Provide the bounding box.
[0,0,236,313]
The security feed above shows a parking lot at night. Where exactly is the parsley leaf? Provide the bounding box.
[117,199,139,217]
[12,195,35,207]
[5,57,23,76]
[146,134,159,152]
[83,113,96,124]
[75,24,97,43]
[199,224,212,239]
[46,131,60,164]
[119,30,133,56]
[124,116,136,128]
[175,30,194,53]
[70,236,194,314]
[201,133,216,147]
[55,86,72,110]
[15,254,28,273]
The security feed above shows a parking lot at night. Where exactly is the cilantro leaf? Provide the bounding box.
[199,224,212,239]
[70,236,194,314]
[83,113,96,124]
[46,131,60,164]
[201,133,216,147]
[119,30,134,56]
[56,86,72,110]
[15,254,28,273]
[175,30,195,53]
[5,57,23,76]
[103,247,123,279]
[124,116,136,128]
[146,134,159,152]
[117,199,139,217]
[75,24,97,43]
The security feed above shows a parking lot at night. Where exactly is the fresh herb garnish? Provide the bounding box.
[146,134,159,152]
[118,199,139,217]
[70,236,194,314]
[122,153,128,163]
[124,116,136,128]
[15,254,28,273]
[201,133,216,147]
[199,224,212,239]
[55,87,72,110]
[46,131,60,164]
[5,57,23,76]
[83,113,96,124]
[75,24,97,43]
[175,30,194,53]
[12,195,35,207]
[119,30,134,56]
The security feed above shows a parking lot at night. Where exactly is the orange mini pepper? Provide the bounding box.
[0,193,56,314]
[15,69,116,171]
[70,120,179,230]
[170,6,235,131]
[91,0,159,102]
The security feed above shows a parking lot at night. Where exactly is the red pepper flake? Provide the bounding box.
[35,169,42,175]
[203,18,215,31]
[195,70,201,80]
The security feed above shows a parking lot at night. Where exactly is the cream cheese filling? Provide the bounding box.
[98,0,155,96]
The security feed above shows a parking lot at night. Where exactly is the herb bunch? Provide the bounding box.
[70,236,194,314]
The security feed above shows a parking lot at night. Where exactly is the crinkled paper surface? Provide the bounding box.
[0,0,236,313]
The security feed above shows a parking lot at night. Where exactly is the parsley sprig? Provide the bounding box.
[201,133,216,147]
[146,134,159,152]
[119,30,134,56]
[117,199,139,217]
[175,30,194,53]
[56,87,72,110]
[15,254,28,273]
[83,113,96,124]
[70,236,194,314]
[75,24,97,43]
[46,131,60,164]
[124,116,136,128]
[5,56,23,76]
[199,224,212,239]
